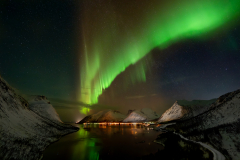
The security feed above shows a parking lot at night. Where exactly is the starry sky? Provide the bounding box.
[1,0,240,122]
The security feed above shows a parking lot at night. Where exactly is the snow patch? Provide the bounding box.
[123,108,160,122]
[28,95,62,123]
[158,99,216,123]
[78,110,127,123]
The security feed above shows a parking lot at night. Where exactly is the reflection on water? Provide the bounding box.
[42,123,163,160]
[71,128,100,160]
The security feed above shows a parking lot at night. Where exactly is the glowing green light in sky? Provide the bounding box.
[80,0,240,105]
[80,107,90,115]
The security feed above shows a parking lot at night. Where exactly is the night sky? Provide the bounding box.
[1,0,240,122]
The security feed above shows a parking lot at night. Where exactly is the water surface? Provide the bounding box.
[42,123,163,160]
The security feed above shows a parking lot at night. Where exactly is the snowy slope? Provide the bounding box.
[158,99,216,123]
[0,76,79,160]
[157,89,240,160]
[28,95,62,123]
[123,108,160,122]
[98,110,127,122]
[77,110,127,123]
[90,110,110,121]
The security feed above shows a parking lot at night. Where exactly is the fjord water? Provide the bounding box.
[42,124,163,160]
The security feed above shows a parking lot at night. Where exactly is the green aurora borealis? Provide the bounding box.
[80,0,240,105]
[1,0,240,121]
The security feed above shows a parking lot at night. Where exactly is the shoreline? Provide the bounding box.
[40,125,79,160]
[174,132,225,160]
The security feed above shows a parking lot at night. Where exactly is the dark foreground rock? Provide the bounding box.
[157,89,240,160]
[0,76,79,160]
[142,132,213,160]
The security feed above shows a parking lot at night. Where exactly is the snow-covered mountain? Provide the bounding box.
[158,99,216,123]
[156,89,240,160]
[0,76,79,160]
[28,95,63,123]
[77,110,127,123]
[123,108,160,122]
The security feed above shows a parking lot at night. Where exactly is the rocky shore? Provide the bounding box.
[156,89,240,160]
[0,76,79,160]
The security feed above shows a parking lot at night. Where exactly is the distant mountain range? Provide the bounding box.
[77,108,160,123]
[77,110,127,123]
